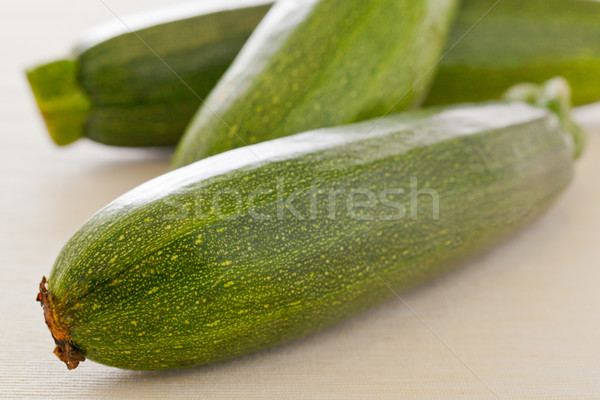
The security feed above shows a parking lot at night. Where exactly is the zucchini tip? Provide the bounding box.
[37,276,85,370]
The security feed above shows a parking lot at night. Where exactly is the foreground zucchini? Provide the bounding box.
[39,101,577,370]
[27,0,600,148]
[172,0,458,167]
[26,0,272,146]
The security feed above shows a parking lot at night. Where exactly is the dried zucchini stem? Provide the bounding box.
[37,277,85,370]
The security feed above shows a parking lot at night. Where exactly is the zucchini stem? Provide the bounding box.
[37,276,85,370]
[504,76,586,159]
[26,59,91,146]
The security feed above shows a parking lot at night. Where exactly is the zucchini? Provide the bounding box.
[171,0,458,167]
[27,0,600,148]
[38,100,577,370]
[26,0,273,146]
[426,0,600,107]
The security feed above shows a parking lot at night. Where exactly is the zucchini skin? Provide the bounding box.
[44,103,573,370]
[426,0,600,107]
[27,0,600,148]
[172,0,458,166]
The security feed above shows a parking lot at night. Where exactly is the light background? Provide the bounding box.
[1,1,599,399]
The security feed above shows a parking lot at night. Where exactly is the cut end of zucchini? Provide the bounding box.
[36,276,85,370]
[26,59,91,146]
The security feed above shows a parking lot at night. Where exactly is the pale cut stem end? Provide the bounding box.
[26,59,92,146]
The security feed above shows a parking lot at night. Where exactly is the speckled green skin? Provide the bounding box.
[80,2,273,147]
[426,0,600,107]
[48,102,573,370]
[171,0,458,167]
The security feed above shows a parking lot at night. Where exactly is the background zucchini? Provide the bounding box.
[39,101,576,370]
[171,0,458,166]
[26,0,273,146]
[425,0,600,107]
[27,0,600,148]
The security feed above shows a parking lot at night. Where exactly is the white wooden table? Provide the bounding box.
[1,1,599,398]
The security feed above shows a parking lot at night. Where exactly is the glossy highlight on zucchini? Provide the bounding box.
[38,101,577,370]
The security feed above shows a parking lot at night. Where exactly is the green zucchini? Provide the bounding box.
[26,0,273,146]
[171,0,458,167]
[426,0,600,107]
[27,0,600,148]
[38,100,577,370]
